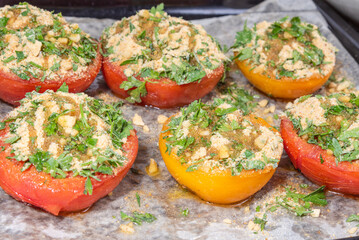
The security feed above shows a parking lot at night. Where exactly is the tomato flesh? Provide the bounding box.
[281,117,359,195]
[102,58,224,108]
[0,128,138,215]
[0,43,102,106]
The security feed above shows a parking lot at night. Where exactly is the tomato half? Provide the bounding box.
[235,57,333,99]
[159,114,280,204]
[281,117,359,195]
[0,43,102,106]
[102,58,224,108]
[0,128,138,215]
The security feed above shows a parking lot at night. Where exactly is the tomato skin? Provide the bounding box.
[0,43,102,106]
[281,117,359,195]
[159,115,279,204]
[102,57,224,108]
[0,128,138,215]
[235,57,333,99]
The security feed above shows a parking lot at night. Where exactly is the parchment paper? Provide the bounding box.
[0,0,358,239]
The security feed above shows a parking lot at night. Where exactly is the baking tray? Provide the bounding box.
[1,0,359,239]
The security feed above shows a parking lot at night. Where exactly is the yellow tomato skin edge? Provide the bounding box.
[235,56,333,99]
[159,117,277,204]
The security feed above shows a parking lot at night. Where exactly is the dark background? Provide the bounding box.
[1,0,264,19]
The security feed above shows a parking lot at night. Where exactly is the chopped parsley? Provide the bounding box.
[136,193,141,207]
[120,211,157,225]
[273,186,327,217]
[181,208,190,217]
[347,214,359,227]
[120,76,147,103]
[253,213,267,232]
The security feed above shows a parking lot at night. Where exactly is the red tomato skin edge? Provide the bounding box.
[281,117,359,195]
[0,43,102,106]
[0,128,138,215]
[102,57,225,108]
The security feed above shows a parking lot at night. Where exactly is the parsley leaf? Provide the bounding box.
[232,21,253,48]
[253,213,267,231]
[120,76,147,103]
[234,47,252,61]
[2,56,15,63]
[0,17,9,28]
[5,136,20,144]
[50,62,60,72]
[136,193,141,207]
[302,186,327,206]
[347,214,359,223]
[16,51,26,62]
[150,3,164,16]
[0,122,5,130]
[88,98,133,148]
[84,177,93,195]
[181,208,189,217]
[275,186,327,217]
[121,211,157,225]
[57,82,69,93]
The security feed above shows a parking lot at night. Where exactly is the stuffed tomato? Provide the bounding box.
[281,94,359,195]
[159,90,283,204]
[101,4,227,108]
[0,86,138,215]
[0,3,101,105]
[233,17,335,99]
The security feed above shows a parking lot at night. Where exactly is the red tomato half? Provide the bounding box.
[0,43,102,106]
[102,57,224,108]
[281,117,359,195]
[0,128,138,215]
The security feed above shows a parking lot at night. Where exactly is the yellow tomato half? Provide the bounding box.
[159,114,279,204]
[235,55,333,99]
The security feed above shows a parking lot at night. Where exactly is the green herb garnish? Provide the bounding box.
[120,211,157,225]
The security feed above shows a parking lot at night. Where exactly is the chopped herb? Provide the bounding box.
[181,208,189,217]
[84,177,93,195]
[120,211,157,225]
[50,62,60,72]
[15,51,26,62]
[232,21,253,49]
[347,214,359,227]
[129,21,135,32]
[253,213,267,231]
[120,76,147,103]
[5,136,20,144]
[57,82,69,93]
[0,122,5,130]
[28,61,45,70]
[136,193,141,207]
[88,98,133,148]
[2,56,15,63]
[150,3,164,16]
[0,17,9,28]
[274,186,327,217]
[186,164,198,172]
